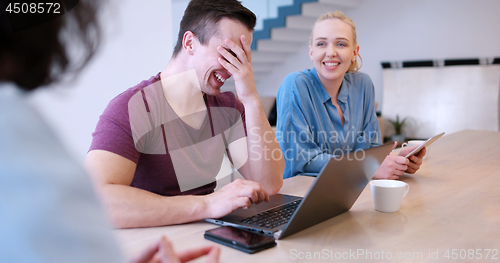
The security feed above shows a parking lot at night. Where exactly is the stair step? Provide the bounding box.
[286,15,317,30]
[271,28,310,42]
[256,40,303,53]
[253,62,282,73]
[302,2,358,18]
[318,0,361,7]
[251,51,289,63]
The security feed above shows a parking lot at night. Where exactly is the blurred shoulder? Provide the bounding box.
[280,69,316,92]
[345,71,373,86]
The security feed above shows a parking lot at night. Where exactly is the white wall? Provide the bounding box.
[28,0,172,162]
[255,0,500,113]
[382,65,500,138]
[172,0,189,49]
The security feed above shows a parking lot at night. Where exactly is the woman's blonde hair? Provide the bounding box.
[309,11,362,72]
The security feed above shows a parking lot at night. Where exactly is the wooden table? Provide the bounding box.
[115,130,500,262]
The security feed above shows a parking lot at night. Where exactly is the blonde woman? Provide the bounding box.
[276,11,425,179]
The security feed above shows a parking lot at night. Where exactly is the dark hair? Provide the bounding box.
[0,0,102,91]
[172,0,256,58]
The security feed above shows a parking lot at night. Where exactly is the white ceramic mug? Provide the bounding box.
[402,140,429,160]
[370,180,409,213]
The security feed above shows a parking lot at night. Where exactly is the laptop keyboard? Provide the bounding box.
[239,200,302,229]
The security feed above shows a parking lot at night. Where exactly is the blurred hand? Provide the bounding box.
[205,179,269,219]
[372,142,406,180]
[372,142,426,180]
[131,236,220,263]
[373,154,409,180]
[399,146,426,174]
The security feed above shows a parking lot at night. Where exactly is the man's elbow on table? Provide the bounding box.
[263,171,284,195]
[268,154,285,195]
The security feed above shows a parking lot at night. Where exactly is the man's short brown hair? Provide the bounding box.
[172,0,256,58]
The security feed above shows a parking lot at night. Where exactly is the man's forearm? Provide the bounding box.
[242,99,284,194]
[98,184,209,228]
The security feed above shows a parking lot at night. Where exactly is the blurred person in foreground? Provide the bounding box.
[0,0,218,262]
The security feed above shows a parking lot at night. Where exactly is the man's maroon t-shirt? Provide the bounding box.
[89,73,246,196]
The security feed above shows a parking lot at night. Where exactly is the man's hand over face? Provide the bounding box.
[217,35,259,104]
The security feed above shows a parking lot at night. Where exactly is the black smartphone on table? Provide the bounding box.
[204,226,276,254]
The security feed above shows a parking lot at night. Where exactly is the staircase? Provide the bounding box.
[224,0,361,89]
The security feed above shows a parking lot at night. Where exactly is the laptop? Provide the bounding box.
[205,143,394,240]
